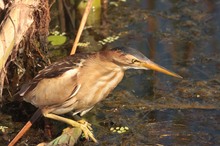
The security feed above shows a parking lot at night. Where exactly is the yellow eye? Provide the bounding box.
[131,59,140,64]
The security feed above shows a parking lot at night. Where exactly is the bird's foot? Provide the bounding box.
[77,119,92,130]
[77,120,97,143]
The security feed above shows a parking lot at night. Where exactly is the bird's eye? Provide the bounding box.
[131,59,140,64]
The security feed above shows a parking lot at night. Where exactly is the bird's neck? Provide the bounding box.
[76,53,125,107]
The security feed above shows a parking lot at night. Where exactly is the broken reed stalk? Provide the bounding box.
[70,0,94,55]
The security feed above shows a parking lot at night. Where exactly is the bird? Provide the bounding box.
[9,47,182,145]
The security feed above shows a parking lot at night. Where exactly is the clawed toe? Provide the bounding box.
[79,123,97,143]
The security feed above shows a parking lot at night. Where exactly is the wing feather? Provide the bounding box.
[19,53,93,97]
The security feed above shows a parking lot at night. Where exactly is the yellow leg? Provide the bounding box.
[43,113,97,143]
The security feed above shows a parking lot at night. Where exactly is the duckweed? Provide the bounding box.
[110,126,129,134]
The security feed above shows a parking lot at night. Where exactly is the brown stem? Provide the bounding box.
[70,0,94,55]
[8,109,42,146]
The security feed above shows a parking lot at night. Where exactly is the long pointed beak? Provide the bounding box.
[142,60,182,78]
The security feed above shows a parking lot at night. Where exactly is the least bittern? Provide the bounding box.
[9,47,182,145]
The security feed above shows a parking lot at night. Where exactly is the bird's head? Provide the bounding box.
[105,47,182,78]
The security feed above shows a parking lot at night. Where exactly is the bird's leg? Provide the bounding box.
[43,113,98,143]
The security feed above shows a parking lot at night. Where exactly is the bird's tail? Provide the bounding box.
[8,108,42,146]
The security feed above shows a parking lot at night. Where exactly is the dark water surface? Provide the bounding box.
[1,0,220,145]
[82,1,220,145]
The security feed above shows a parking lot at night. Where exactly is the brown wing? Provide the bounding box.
[19,53,93,97]
[23,68,79,107]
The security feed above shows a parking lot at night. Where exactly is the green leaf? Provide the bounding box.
[47,35,67,46]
